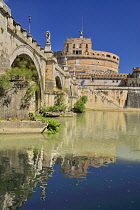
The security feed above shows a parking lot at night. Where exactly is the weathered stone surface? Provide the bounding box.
[43,112,60,117]
[127,90,140,108]
[0,121,47,133]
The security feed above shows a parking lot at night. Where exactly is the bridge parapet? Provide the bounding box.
[6,18,47,59]
[0,0,83,113]
[0,1,49,63]
[0,0,11,15]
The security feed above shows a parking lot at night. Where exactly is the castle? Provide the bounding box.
[54,31,126,86]
[54,32,140,87]
[1,0,140,120]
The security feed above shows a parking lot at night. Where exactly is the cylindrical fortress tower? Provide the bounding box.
[54,37,120,74]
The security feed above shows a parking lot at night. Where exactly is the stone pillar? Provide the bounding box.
[45,59,55,91]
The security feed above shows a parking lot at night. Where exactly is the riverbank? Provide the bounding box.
[1,108,140,134]
[0,121,47,134]
[0,111,76,134]
[87,108,140,112]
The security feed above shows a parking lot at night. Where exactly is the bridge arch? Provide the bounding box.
[10,45,44,93]
[54,69,65,90]
[9,45,44,110]
[55,76,62,90]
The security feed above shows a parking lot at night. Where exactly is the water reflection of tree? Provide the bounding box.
[0,146,116,209]
[1,112,140,209]
[0,149,53,210]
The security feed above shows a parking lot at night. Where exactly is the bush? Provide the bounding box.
[40,94,67,113]
[30,112,61,134]
[47,118,61,134]
[73,95,88,113]
[81,96,88,104]
[73,99,85,113]
[41,105,59,113]
[55,94,64,106]
[40,104,67,113]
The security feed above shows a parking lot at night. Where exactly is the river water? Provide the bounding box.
[0,111,140,210]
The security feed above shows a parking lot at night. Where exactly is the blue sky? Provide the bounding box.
[4,0,140,73]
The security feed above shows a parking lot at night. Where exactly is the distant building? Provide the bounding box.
[124,67,140,87]
[54,33,129,86]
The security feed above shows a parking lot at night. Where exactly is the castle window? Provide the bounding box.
[113,56,116,59]
[73,44,75,48]
[73,50,82,55]
[79,44,82,48]
[106,54,111,58]
[86,44,88,48]
[66,44,69,52]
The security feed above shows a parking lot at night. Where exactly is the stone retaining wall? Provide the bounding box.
[0,121,46,133]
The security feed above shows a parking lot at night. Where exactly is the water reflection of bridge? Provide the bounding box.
[0,147,115,210]
[1,111,140,209]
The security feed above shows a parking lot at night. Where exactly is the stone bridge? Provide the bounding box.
[1,0,140,120]
[0,0,75,118]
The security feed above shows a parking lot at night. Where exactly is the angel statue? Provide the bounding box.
[46,31,50,43]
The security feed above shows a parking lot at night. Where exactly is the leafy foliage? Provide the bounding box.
[47,118,61,134]
[8,58,38,82]
[40,94,67,113]
[0,58,39,93]
[41,104,67,113]
[0,74,11,90]
[81,95,88,104]
[41,105,59,113]
[0,75,11,97]
[73,95,88,113]
[29,112,61,134]
[55,94,64,106]
[73,99,86,113]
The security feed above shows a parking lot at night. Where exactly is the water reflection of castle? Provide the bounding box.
[0,147,115,210]
[1,111,140,209]
[58,155,115,179]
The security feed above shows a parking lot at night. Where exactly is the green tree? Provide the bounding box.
[81,95,88,104]
[73,95,88,113]
[0,58,39,96]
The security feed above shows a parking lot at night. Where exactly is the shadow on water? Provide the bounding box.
[0,111,140,209]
